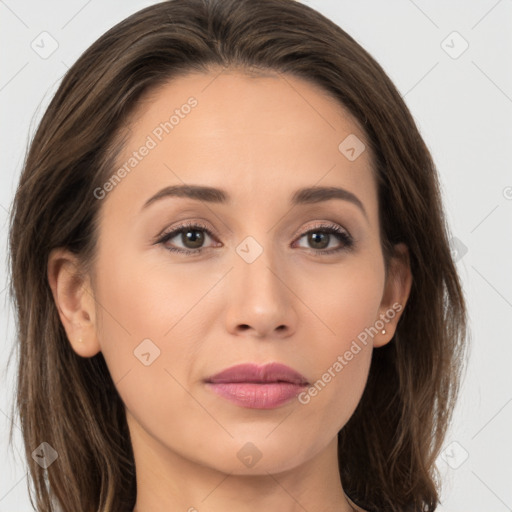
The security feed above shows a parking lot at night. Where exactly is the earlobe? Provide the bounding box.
[374,243,412,348]
[47,248,101,358]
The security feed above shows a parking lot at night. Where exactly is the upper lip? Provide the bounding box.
[205,362,309,385]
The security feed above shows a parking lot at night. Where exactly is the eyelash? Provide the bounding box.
[155,221,354,256]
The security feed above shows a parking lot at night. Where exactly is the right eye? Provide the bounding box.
[156,222,220,255]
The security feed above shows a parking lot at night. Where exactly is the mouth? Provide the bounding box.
[204,362,309,409]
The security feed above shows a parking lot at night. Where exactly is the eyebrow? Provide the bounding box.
[142,184,367,219]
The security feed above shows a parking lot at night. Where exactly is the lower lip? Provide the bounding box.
[205,382,307,409]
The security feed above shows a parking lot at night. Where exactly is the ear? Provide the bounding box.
[47,248,101,358]
[374,242,412,348]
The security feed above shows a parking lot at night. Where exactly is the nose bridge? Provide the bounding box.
[224,232,296,337]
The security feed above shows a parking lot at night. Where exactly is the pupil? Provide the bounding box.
[184,230,204,248]
[309,232,328,249]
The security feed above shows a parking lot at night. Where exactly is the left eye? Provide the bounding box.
[293,225,353,253]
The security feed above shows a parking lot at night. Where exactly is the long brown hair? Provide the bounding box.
[8,0,468,510]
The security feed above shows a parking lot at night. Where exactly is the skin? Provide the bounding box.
[48,68,412,512]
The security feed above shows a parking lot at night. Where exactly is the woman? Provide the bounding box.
[8,0,468,510]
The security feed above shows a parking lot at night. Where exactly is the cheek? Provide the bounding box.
[91,252,210,434]
[300,253,384,343]
[295,258,383,426]
[94,245,213,344]
[91,244,222,397]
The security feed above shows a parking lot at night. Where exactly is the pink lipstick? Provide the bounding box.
[204,362,309,409]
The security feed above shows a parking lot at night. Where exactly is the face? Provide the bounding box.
[57,69,408,477]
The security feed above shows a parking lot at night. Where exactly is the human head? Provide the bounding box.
[8,1,467,511]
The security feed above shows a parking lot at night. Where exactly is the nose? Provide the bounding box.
[223,245,298,340]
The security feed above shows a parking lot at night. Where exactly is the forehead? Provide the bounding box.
[130,68,367,147]
[100,69,377,224]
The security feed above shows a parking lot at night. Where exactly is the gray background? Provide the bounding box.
[1,0,511,510]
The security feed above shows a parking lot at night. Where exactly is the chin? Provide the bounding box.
[198,437,313,476]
